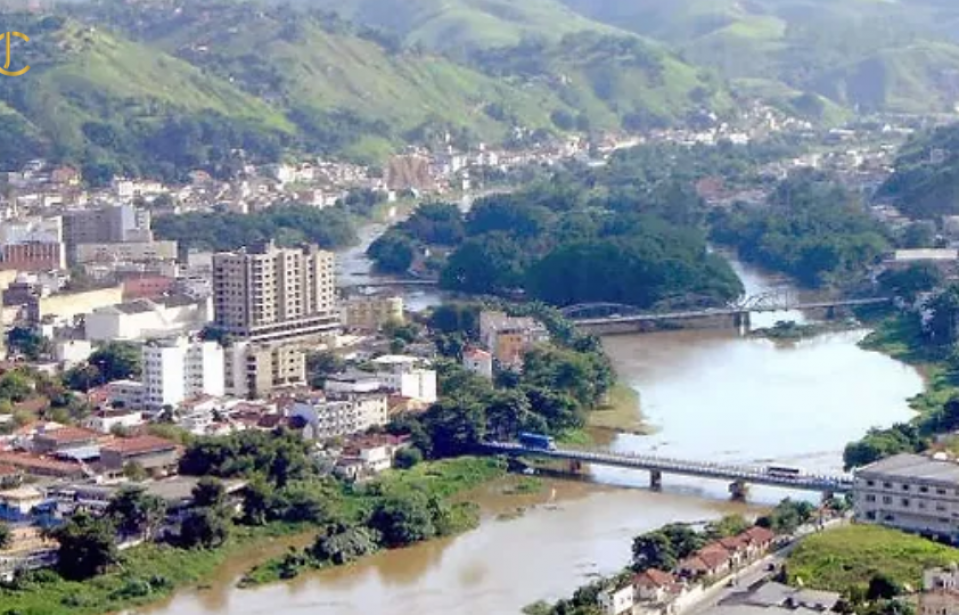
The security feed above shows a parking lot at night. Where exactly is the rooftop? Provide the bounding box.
[857,453,959,485]
[100,435,178,456]
[35,426,99,444]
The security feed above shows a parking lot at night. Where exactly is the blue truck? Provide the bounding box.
[518,432,556,451]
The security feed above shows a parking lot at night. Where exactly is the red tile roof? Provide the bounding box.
[680,556,709,573]
[0,452,85,477]
[741,526,776,545]
[100,435,178,456]
[35,426,99,444]
[719,536,747,551]
[0,464,20,477]
[634,569,675,589]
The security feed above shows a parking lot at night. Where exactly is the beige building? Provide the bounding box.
[342,295,403,331]
[28,286,124,326]
[225,341,307,400]
[213,241,337,344]
[922,565,959,615]
[75,240,178,264]
[854,453,959,542]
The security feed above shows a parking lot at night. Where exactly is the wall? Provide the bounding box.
[36,286,123,323]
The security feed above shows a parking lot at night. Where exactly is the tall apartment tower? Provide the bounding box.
[213,241,338,398]
[212,241,337,343]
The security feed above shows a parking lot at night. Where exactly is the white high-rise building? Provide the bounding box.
[142,336,225,412]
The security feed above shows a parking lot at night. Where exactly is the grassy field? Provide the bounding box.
[787,524,959,591]
[586,383,648,434]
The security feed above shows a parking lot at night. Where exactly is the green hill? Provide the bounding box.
[0,12,292,182]
[299,0,624,54]
[560,0,959,115]
[879,123,959,220]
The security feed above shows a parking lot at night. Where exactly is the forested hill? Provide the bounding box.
[879,124,959,220]
[0,0,730,180]
[559,0,959,117]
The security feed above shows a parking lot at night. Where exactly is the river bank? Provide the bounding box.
[0,458,508,615]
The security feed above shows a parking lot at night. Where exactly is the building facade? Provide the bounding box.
[62,205,151,263]
[342,295,403,331]
[212,241,338,344]
[921,565,959,615]
[224,341,307,400]
[141,336,225,412]
[854,453,959,542]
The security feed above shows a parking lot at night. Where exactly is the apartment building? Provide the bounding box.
[479,310,550,367]
[61,205,151,263]
[75,240,178,265]
[342,295,404,331]
[212,240,338,344]
[853,453,959,542]
[141,336,225,412]
[224,341,306,400]
[288,391,389,441]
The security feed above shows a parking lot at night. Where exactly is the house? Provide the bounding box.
[0,464,22,489]
[679,545,732,579]
[463,347,493,380]
[478,311,549,368]
[0,486,45,521]
[32,426,100,455]
[718,535,750,566]
[740,526,776,554]
[82,408,145,434]
[634,569,678,603]
[0,451,87,479]
[99,435,181,474]
[597,583,635,615]
[921,564,959,615]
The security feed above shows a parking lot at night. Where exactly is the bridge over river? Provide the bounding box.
[483,442,855,499]
[562,292,891,334]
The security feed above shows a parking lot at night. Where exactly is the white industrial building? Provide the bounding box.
[370,355,437,404]
[141,336,225,412]
[85,296,212,342]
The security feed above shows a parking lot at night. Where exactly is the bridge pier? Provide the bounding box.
[649,470,662,491]
[733,312,751,330]
[569,459,584,474]
[728,480,749,501]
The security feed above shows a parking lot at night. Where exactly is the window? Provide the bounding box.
[902,499,910,507]
[920,486,929,493]
[882,496,892,504]
[903,484,910,491]
[865,494,876,502]
[938,488,947,495]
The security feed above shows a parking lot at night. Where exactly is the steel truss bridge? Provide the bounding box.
[559,290,890,324]
[483,442,854,495]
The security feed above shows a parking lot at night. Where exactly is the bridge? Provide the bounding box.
[561,291,891,333]
[483,442,854,499]
[338,279,440,291]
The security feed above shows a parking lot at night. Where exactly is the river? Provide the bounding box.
[136,233,924,615]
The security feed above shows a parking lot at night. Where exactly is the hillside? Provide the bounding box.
[0,12,292,182]
[299,0,624,55]
[68,0,730,153]
[560,0,959,115]
[879,123,959,220]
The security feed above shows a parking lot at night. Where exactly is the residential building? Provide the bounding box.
[921,565,959,615]
[0,216,62,246]
[0,486,45,522]
[121,275,177,301]
[82,409,145,434]
[342,295,404,331]
[371,355,437,404]
[288,391,389,440]
[0,452,86,479]
[25,285,124,327]
[85,295,211,342]
[54,339,92,367]
[634,569,678,603]
[853,453,959,542]
[224,341,307,400]
[75,240,178,265]
[597,583,635,615]
[32,426,100,456]
[0,243,65,272]
[61,205,151,262]
[462,347,493,380]
[212,240,338,344]
[141,336,225,412]
[479,310,549,367]
[99,435,180,473]
[883,249,959,274]
[105,380,146,409]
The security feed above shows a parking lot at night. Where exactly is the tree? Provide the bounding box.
[6,327,51,361]
[89,342,142,381]
[105,486,167,540]
[867,573,902,600]
[926,286,959,344]
[0,371,34,403]
[0,521,11,551]
[241,477,275,526]
[309,523,379,565]
[705,515,751,540]
[179,506,230,549]
[192,477,227,508]
[393,447,423,469]
[367,231,417,274]
[306,351,346,388]
[878,264,943,303]
[370,491,436,547]
[632,531,676,572]
[661,523,705,559]
[48,511,118,580]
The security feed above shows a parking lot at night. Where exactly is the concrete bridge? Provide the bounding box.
[562,293,891,334]
[338,279,440,292]
[483,442,854,499]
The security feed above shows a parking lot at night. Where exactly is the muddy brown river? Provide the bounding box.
[135,253,924,615]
